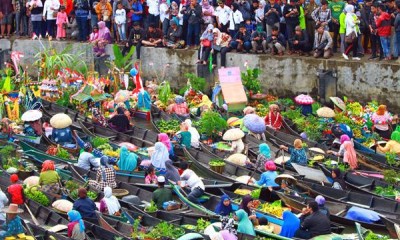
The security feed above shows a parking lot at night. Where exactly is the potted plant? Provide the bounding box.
[241,67,261,97]
[198,111,228,141]
[209,159,226,174]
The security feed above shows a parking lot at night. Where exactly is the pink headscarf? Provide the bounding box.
[158,133,172,151]
[343,141,358,170]
[340,134,350,144]
[265,161,277,171]
[97,21,110,38]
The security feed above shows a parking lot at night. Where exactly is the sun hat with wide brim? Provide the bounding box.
[21,110,43,122]
[330,97,346,111]
[50,113,73,129]
[275,174,297,185]
[317,107,336,118]
[226,153,248,166]
[223,128,245,141]
[2,204,24,214]
[243,114,266,134]
[295,94,314,105]
[227,117,241,127]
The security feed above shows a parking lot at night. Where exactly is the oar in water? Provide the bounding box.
[24,203,39,226]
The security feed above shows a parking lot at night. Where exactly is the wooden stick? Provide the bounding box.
[24,203,39,226]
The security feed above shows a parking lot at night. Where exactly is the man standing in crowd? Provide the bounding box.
[283,0,300,53]
[369,2,383,60]
[215,0,231,33]
[311,0,331,31]
[329,0,345,53]
[264,0,282,36]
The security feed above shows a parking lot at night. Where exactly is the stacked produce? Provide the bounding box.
[258,200,286,218]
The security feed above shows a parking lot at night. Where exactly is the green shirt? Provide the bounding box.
[339,12,346,34]
[39,170,60,185]
[152,188,173,209]
[329,1,345,20]
[299,6,306,30]
[177,131,192,149]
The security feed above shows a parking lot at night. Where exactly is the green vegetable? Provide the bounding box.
[87,191,98,200]
[158,81,172,106]
[145,201,158,212]
[241,67,261,93]
[199,111,227,139]
[0,145,15,160]
[92,137,109,148]
[155,119,180,133]
[374,186,397,198]
[365,230,389,240]
[65,180,80,192]
[144,222,185,239]
[251,188,261,199]
[24,186,50,206]
[97,143,113,151]
[209,159,226,167]
[196,218,210,232]
[56,147,70,160]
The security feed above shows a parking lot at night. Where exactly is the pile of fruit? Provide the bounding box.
[258,200,286,218]
[97,143,120,158]
[155,119,180,134]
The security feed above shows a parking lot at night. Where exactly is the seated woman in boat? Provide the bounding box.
[375,131,400,155]
[214,194,234,216]
[178,162,205,204]
[89,102,107,127]
[295,201,331,239]
[144,166,158,184]
[280,210,300,238]
[151,142,170,172]
[108,107,130,133]
[371,105,393,139]
[168,96,189,118]
[152,176,173,209]
[279,139,308,166]
[0,204,25,239]
[239,194,254,216]
[315,195,330,218]
[173,122,192,149]
[264,104,283,130]
[234,209,256,236]
[165,160,180,183]
[7,174,24,206]
[39,160,61,193]
[184,119,200,148]
[100,187,121,216]
[331,168,346,190]
[279,179,300,197]
[255,143,272,170]
[88,156,117,191]
[73,188,97,219]
[77,143,101,171]
[252,161,279,190]
[23,119,43,137]
[67,210,86,240]
[117,146,138,172]
[327,134,358,170]
[158,133,175,159]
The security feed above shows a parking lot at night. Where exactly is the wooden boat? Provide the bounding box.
[41,130,82,155]
[295,179,400,219]
[276,191,390,232]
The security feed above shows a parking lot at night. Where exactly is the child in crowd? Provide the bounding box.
[56,5,69,40]
[114,2,126,42]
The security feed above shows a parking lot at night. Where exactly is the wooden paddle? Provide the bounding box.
[24,203,39,226]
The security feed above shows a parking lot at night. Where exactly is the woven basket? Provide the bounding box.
[112,189,129,197]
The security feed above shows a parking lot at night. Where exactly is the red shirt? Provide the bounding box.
[264,111,283,130]
[172,103,189,116]
[8,184,24,205]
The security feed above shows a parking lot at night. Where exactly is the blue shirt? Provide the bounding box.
[131,2,143,22]
[256,171,279,187]
[1,216,24,237]
[287,147,308,166]
[73,198,97,219]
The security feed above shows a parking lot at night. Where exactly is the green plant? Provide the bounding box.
[56,147,70,160]
[158,81,172,106]
[209,159,226,167]
[383,169,399,185]
[251,188,261,199]
[0,145,15,160]
[241,68,261,93]
[199,111,228,139]
[374,186,397,198]
[65,180,80,191]
[112,44,135,70]
[180,73,206,94]
[365,231,389,240]
[282,108,303,121]
[311,102,321,115]
[196,218,210,232]
[92,136,110,148]
[156,119,180,133]
[386,152,398,167]
[145,201,158,212]
[24,186,50,206]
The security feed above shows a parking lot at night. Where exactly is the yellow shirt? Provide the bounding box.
[377,140,400,155]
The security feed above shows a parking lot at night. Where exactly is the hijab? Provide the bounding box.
[279,210,300,238]
[344,141,358,170]
[239,194,253,215]
[98,21,110,39]
[42,160,55,172]
[184,119,200,144]
[201,24,214,40]
[170,1,179,15]
[214,194,233,216]
[259,143,271,159]
[235,209,256,236]
[165,160,180,182]
[151,142,169,169]
[102,187,121,215]
[118,146,138,171]
[67,210,85,232]
[340,134,350,144]
[158,133,172,151]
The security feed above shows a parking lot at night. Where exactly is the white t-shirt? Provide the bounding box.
[114,9,126,24]
[228,10,244,30]
[214,5,231,25]
[43,0,60,20]
[147,0,160,15]
[160,3,170,22]
[180,169,205,191]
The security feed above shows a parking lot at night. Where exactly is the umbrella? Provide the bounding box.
[295,94,314,105]
[275,174,297,185]
[50,113,72,129]
[317,107,336,118]
[21,110,42,122]
[274,156,290,165]
[223,128,245,141]
[227,117,241,127]
[243,114,266,134]
[330,97,346,111]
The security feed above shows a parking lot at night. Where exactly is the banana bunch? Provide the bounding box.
[259,203,285,218]
[353,128,363,138]
[234,189,252,196]
[103,149,120,158]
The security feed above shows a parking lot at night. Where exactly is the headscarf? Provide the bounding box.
[343,141,358,170]
[332,168,342,179]
[259,143,271,159]
[170,1,179,15]
[165,160,180,182]
[376,105,387,116]
[158,133,172,151]
[151,142,169,169]
[175,96,185,104]
[67,210,85,233]
[102,187,121,215]
[202,0,211,8]
[279,210,300,238]
[315,195,325,206]
[344,4,354,14]
[294,139,303,149]
[214,194,233,216]
[235,209,256,236]
[10,174,18,183]
[239,195,253,215]
[100,156,111,168]
[42,160,55,172]
[265,161,276,171]
[243,106,255,115]
[84,142,92,152]
[116,107,125,115]
[340,134,350,144]
[170,16,179,26]
[98,21,110,38]
[184,119,200,146]
[118,146,138,171]
[201,24,214,40]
